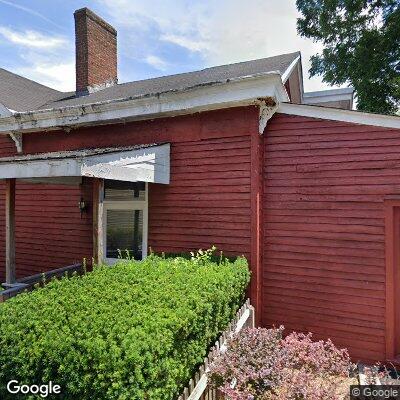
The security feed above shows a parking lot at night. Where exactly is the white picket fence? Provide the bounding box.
[177,299,255,400]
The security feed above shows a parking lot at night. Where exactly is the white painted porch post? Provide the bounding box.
[92,178,104,265]
[5,178,16,283]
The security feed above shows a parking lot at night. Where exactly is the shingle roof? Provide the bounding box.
[0,68,68,112]
[0,52,300,112]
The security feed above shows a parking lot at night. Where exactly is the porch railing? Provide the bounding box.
[0,263,83,302]
[177,299,255,400]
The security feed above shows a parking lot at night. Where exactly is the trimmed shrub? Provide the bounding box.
[156,251,237,264]
[0,250,250,400]
[209,327,356,400]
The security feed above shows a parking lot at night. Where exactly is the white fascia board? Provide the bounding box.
[278,103,400,129]
[82,144,169,167]
[0,74,289,134]
[0,158,82,179]
[281,55,301,83]
[82,144,170,184]
[302,94,352,103]
[298,58,305,103]
[303,87,354,97]
[0,144,170,184]
[302,88,354,104]
[82,164,167,184]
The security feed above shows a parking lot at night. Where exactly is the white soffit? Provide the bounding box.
[278,103,400,129]
[0,143,170,184]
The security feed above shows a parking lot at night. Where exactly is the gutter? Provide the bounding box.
[0,72,288,136]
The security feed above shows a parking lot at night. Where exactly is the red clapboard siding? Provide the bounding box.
[0,134,18,158]
[262,113,400,362]
[0,106,257,280]
[0,135,18,280]
[0,180,93,281]
[149,133,253,258]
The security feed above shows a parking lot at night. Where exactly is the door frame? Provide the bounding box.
[385,198,400,360]
[102,182,148,264]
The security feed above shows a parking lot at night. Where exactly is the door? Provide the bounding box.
[385,200,400,360]
[103,180,148,264]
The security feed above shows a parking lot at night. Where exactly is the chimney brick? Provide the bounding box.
[74,8,117,94]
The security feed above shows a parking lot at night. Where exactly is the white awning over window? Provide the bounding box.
[0,143,170,184]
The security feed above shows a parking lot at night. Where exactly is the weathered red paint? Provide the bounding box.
[0,107,258,281]
[0,180,93,281]
[263,113,400,363]
[250,125,263,326]
[384,199,400,362]
[1,107,400,363]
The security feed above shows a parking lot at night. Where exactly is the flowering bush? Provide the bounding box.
[363,365,399,385]
[209,327,356,400]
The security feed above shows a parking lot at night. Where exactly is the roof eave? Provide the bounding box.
[0,73,288,134]
[281,54,301,83]
[278,102,400,129]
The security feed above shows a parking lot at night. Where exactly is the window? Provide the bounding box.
[104,180,146,201]
[103,181,148,263]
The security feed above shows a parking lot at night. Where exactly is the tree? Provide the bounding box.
[296,0,400,115]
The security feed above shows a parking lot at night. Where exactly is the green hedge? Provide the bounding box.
[156,251,237,264]
[0,251,250,400]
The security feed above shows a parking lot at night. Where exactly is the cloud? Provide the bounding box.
[160,34,209,53]
[0,0,63,29]
[0,0,342,93]
[96,0,335,91]
[16,61,75,92]
[0,25,74,91]
[144,55,169,71]
[0,26,67,49]
[16,45,75,91]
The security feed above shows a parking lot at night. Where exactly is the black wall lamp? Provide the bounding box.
[78,198,87,217]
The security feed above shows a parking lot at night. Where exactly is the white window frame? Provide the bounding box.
[102,182,148,264]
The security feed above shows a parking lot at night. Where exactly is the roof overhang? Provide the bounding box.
[278,103,400,129]
[281,55,301,83]
[302,87,354,108]
[0,143,170,184]
[0,73,289,135]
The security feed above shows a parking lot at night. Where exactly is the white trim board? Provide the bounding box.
[302,88,354,104]
[0,73,288,134]
[303,87,354,97]
[103,182,148,264]
[0,144,170,184]
[281,55,301,83]
[278,103,400,129]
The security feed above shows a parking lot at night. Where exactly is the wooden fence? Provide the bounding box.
[177,299,255,400]
[0,263,83,302]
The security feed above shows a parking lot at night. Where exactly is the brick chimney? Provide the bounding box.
[74,8,117,95]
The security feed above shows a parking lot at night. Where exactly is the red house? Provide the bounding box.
[1,8,399,363]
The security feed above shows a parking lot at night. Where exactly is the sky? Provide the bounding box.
[0,0,341,93]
